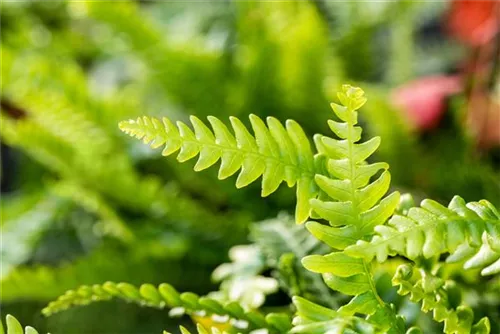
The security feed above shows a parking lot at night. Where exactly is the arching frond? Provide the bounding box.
[42,282,291,333]
[345,196,500,276]
[119,115,319,223]
[392,264,490,334]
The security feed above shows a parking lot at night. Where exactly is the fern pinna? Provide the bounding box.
[1,315,44,334]
[38,85,500,333]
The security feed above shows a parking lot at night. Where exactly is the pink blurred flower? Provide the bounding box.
[391,75,462,131]
[446,0,500,47]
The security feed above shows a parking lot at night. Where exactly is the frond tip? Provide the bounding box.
[119,115,318,223]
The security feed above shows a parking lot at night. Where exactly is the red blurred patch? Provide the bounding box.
[467,92,500,148]
[446,0,500,46]
[391,76,462,131]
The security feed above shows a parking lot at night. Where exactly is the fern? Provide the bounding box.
[1,315,45,334]
[345,196,500,276]
[392,264,490,334]
[119,115,319,223]
[294,85,403,331]
[41,282,291,333]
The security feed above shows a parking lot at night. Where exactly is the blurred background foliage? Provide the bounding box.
[1,0,499,333]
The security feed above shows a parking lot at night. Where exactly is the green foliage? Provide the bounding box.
[392,264,490,334]
[212,215,336,309]
[4,1,500,333]
[114,84,500,333]
[119,115,318,223]
[1,193,70,277]
[41,282,291,333]
[297,86,403,332]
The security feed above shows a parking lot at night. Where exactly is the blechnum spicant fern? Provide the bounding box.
[38,85,499,333]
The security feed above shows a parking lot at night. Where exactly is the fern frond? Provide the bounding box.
[42,282,291,333]
[119,115,319,223]
[392,264,490,334]
[300,86,401,325]
[307,85,400,246]
[345,196,500,276]
[1,314,46,334]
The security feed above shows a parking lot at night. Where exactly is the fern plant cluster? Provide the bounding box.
[5,85,497,333]
[2,1,500,333]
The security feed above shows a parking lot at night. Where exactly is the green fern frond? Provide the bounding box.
[119,115,319,223]
[345,196,500,276]
[392,264,490,334]
[299,86,401,326]
[1,314,46,334]
[307,85,400,246]
[42,282,291,333]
